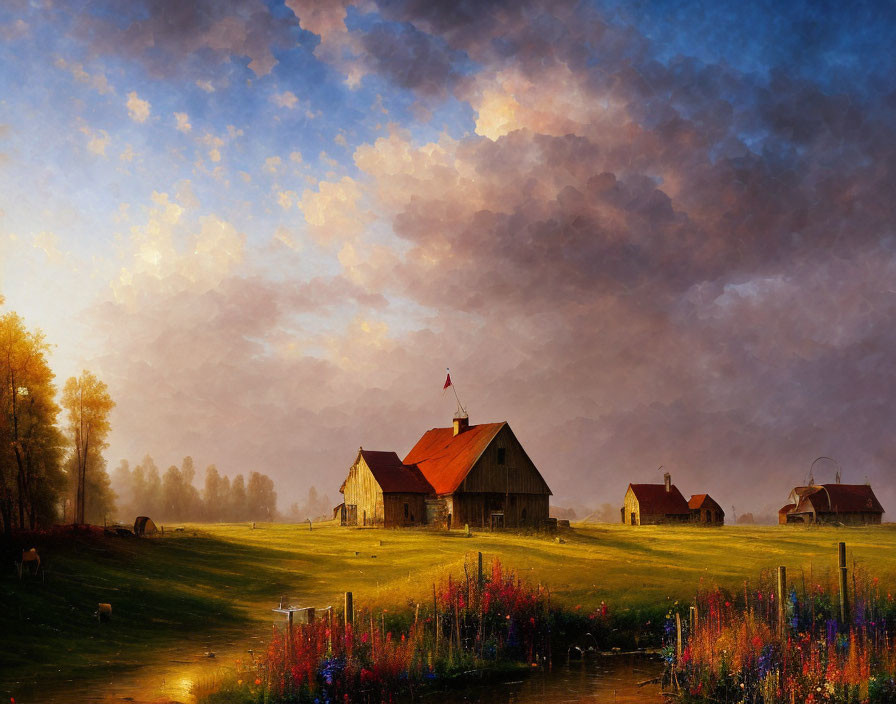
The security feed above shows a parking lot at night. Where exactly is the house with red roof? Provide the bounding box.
[688,493,725,525]
[779,484,884,525]
[338,415,552,529]
[621,473,692,525]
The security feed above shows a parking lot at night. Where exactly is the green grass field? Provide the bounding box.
[3,522,896,690]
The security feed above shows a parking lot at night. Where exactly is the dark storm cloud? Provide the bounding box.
[359,21,462,96]
[74,0,298,77]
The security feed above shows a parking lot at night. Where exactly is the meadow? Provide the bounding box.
[3,522,896,695]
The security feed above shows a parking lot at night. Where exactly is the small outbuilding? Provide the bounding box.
[340,449,433,527]
[621,473,690,525]
[777,503,797,525]
[133,516,158,536]
[688,494,725,525]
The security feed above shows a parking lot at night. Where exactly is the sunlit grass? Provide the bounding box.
[3,521,895,688]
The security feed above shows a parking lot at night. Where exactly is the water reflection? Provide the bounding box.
[426,656,665,704]
[5,646,663,704]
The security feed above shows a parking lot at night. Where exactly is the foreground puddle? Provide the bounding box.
[430,655,665,703]
[5,649,664,704]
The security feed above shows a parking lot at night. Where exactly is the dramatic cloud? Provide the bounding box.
[4,0,896,517]
[311,0,896,513]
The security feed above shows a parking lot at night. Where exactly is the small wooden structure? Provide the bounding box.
[134,516,158,536]
[780,484,884,525]
[688,494,725,525]
[340,449,432,527]
[621,473,690,525]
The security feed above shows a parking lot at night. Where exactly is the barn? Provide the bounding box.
[339,449,433,527]
[338,415,552,529]
[688,494,725,525]
[404,416,551,529]
[780,484,884,525]
[621,473,691,525]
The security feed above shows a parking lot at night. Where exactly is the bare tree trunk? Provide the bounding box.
[14,445,26,529]
[78,422,90,525]
[8,364,27,529]
[0,498,10,534]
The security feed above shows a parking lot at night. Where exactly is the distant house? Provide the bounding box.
[338,415,552,529]
[621,473,691,525]
[688,494,725,525]
[780,484,884,525]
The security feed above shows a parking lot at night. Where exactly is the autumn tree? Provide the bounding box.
[0,312,65,532]
[62,371,115,525]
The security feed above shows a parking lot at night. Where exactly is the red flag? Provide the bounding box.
[443,372,452,389]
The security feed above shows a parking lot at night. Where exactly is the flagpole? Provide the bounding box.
[445,367,466,417]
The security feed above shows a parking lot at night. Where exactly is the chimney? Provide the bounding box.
[664,472,671,493]
[453,414,469,436]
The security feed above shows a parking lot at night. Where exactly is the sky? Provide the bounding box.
[1,0,895,518]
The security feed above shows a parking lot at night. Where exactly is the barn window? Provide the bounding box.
[497,447,506,465]
[404,502,409,518]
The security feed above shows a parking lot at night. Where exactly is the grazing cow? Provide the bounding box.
[96,603,112,622]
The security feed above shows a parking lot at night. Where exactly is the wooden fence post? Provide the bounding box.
[689,605,696,636]
[477,551,483,587]
[344,591,353,633]
[675,612,682,662]
[838,542,849,626]
[776,565,787,638]
[287,610,294,663]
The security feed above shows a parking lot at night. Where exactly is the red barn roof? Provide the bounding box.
[403,422,505,495]
[628,483,690,515]
[688,494,708,510]
[360,450,433,494]
[794,484,883,515]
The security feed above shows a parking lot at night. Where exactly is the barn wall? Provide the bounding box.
[817,512,882,526]
[448,492,549,528]
[623,488,639,525]
[382,493,427,527]
[461,425,551,495]
[342,455,384,526]
[640,513,690,525]
[690,508,724,525]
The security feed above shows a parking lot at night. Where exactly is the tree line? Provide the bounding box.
[111,456,279,523]
[0,298,115,533]
[1,297,330,530]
